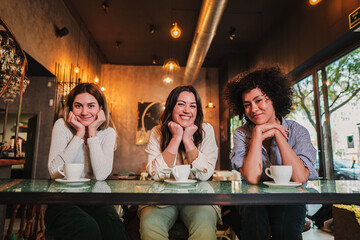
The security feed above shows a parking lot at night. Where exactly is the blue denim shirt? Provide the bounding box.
[230,118,318,180]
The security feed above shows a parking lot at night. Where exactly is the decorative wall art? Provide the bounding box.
[136,102,164,145]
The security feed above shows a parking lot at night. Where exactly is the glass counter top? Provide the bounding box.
[0,179,359,205]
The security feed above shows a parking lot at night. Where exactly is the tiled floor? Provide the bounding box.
[303,227,334,240]
[303,204,334,240]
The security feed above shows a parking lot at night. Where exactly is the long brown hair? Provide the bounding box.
[64,83,111,132]
[160,85,204,152]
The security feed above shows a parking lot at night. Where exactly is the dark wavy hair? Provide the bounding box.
[225,65,294,122]
[64,83,110,132]
[160,85,204,152]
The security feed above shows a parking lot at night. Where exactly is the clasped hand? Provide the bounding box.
[253,123,289,141]
[168,121,198,143]
[67,110,106,139]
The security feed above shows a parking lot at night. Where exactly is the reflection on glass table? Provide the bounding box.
[1,179,360,205]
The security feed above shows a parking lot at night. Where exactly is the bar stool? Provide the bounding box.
[167,220,235,240]
[5,204,45,240]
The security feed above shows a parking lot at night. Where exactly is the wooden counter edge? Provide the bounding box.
[0,159,25,167]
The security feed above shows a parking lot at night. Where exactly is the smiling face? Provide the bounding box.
[242,88,277,125]
[171,91,197,128]
[72,92,100,126]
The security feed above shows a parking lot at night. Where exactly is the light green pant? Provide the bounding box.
[139,205,217,240]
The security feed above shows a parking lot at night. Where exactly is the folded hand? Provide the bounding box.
[88,110,106,137]
[67,111,85,138]
[168,121,184,141]
[254,123,289,141]
[183,124,198,142]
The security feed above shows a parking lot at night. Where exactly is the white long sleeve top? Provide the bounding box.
[141,122,221,223]
[145,122,218,181]
[48,118,116,180]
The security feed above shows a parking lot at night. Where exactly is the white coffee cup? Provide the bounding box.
[172,165,191,182]
[265,165,292,184]
[58,163,84,180]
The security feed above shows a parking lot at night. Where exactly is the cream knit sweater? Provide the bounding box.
[48,118,116,180]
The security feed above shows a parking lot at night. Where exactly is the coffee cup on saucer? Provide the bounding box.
[58,163,84,180]
[172,165,190,182]
[265,165,292,184]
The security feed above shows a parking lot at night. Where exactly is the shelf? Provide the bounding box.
[0,158,25,167]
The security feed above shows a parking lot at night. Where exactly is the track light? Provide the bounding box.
[115,40,122,48]
[229,27,236,40]
[149,24,156,35]
[56,27,69,39]
[102,0,109,14]
[152,55,159,65]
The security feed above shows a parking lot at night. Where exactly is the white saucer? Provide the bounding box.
[55,178,91,183]
[263,181,302,188]
[164,179,197,185]
[55,185,90,190]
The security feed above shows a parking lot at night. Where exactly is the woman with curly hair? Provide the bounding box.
[225,66,317,240]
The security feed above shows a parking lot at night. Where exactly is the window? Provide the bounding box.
[318,47,360,179]
[289,75,319,151]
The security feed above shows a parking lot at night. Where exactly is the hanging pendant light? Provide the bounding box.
[162,58,180,72]
[309,0,321,5]
[170,22,181,39]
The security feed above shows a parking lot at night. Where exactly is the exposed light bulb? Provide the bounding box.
[75,66,80,73]
[163,76,173,84]
[101,86,105,91]
[206,101,215,109]
[170,22,181,39]
[94,77,99,83]
[309,0,321,5]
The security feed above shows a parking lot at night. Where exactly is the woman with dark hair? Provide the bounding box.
[45,83,127,240]
[225,66,317,240]
[139,85,220,240]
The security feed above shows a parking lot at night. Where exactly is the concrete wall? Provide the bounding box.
[0,77,56,179]
[102,65,220,174]
[0,0,103,178]
[0,0,102,79]
[250,0,360,74]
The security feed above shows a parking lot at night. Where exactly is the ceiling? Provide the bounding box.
[64,0,303,67]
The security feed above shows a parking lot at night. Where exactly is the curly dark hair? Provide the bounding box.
[160,85,204,152]
[224,65,294,122]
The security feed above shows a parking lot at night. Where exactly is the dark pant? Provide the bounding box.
[236,205,306,240]
[45,205,128,240]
